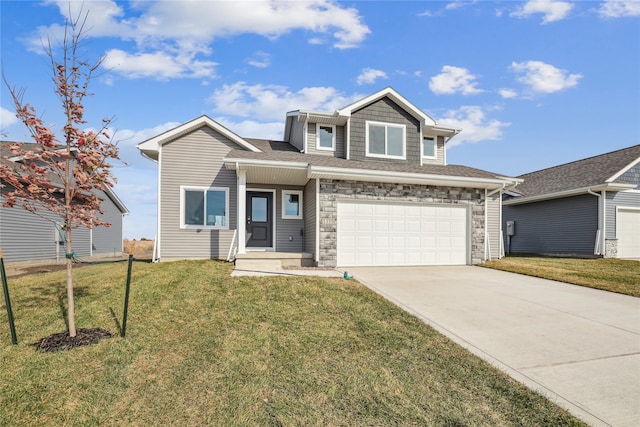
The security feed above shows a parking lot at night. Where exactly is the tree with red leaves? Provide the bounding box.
[0,13,119,337]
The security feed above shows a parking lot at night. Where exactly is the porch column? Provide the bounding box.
[237,169,247,254]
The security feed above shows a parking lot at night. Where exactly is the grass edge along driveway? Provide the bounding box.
[482,256,640,297]
[0,260,585,426]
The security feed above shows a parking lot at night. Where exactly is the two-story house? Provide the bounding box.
[137,87,520,267]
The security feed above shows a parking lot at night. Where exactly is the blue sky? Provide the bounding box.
[1,0,639,239]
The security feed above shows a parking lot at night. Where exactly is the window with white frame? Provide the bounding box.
[423,136,436,158]
[282,190,303,219]
[181,186,229,229]
[317,124,336,151]
[366,121,405,159]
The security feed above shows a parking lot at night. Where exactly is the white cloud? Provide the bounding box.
[0,107,19,129]
[429,66,483,95]
[356,68,388,85]
[208,83,362,121]
[598,0,640,17]
[510,0,574,24]
[510,60,582,94]
[103,49,218,80]
[446,1,479,10]
[438,106,510,146]
[498,88,518,99]
[246,51,271,68]
[215,118,284,141]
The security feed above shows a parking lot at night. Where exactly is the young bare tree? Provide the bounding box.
[0,13,119,337]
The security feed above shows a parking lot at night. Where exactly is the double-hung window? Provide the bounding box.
[366,121,405,159]
[317,124,336,151]
[422,136,436,159]
[181,186,229,229]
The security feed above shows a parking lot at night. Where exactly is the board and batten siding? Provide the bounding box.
[503,195,598,255]
[305,123,345,158]
[248,184,305,252]
[486,192,502,259]
[349,98,422,165]
[159,127,238,261]
[304,179,317,257]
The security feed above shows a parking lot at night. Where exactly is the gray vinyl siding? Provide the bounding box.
[486,192,502,259]
[305,123,345,158]
[503,195,598,255]
[91,190,124,256]
[0,203,92,262]
[349,97,422,165]
[248,184,305,252]
[159,126,238,261]
[606,190,640,238]
[304,179,317,257]
[421,136,446,166]
[288,118,305,151]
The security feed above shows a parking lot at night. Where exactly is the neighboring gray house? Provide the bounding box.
[0,142,129,263]
[503,145,640,259]
[138,87,520,267]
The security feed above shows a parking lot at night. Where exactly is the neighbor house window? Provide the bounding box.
[181,186,229,229]
[423,136,436,158]
[282,190,303,219]
[317,124,336,151]
[366,121,405,159]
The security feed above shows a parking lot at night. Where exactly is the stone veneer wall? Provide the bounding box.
[318,179,487,267]
[604,238,617,258]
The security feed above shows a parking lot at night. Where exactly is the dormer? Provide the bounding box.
[283,87,460,166]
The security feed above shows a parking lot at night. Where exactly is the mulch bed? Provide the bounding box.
[31,328,113,352]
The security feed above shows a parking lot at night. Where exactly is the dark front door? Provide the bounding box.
[246,191,273,248]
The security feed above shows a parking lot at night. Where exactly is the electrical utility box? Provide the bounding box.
[506,221,515,236]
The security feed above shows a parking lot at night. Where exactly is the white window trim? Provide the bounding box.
[180,185,230,230]
[365,121,406,160]
[282,190,303,219]
[316,124,336,151]
[422,135,437,159]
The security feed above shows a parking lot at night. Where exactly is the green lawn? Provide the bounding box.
[482,256,640,297]
[0,260,585,426]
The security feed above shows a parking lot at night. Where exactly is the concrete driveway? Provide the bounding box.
[346,266,640,427]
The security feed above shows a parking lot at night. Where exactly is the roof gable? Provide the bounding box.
[137,115,261,161]
[513,144,640,199]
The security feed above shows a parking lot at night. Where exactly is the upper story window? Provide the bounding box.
[422,136,436,158]
[317,124,336,151]
[282,190,303,219]
[181,186,229,229]
[366,121,405,159]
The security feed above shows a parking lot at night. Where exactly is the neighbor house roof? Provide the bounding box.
[505,144,640,205]
[0,141,129,214]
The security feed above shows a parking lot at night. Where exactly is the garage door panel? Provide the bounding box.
[337,201,468,267]
[617,208,640,259]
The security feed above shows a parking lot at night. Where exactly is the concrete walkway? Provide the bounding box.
[345,266,640,427]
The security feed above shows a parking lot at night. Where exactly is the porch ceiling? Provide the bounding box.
[225,162,309,185]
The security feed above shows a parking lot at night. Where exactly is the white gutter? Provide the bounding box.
[309,165,514,189]
[224,158,309,170]
[503,182,635,205]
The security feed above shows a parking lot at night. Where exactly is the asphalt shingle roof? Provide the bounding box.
[514,145,640,197]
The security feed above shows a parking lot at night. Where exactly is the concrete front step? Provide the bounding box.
[235,252,314,269]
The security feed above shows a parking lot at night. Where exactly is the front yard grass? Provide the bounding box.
[0,260,584,426]
[482,256,640,297]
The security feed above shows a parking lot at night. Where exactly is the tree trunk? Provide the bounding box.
[65,228,76,337]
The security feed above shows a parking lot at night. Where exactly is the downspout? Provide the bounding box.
[587,188,603,255]
[484,188,489,261]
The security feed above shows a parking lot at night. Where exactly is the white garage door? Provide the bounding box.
[337,201,468,266]
[617,208,640,259]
